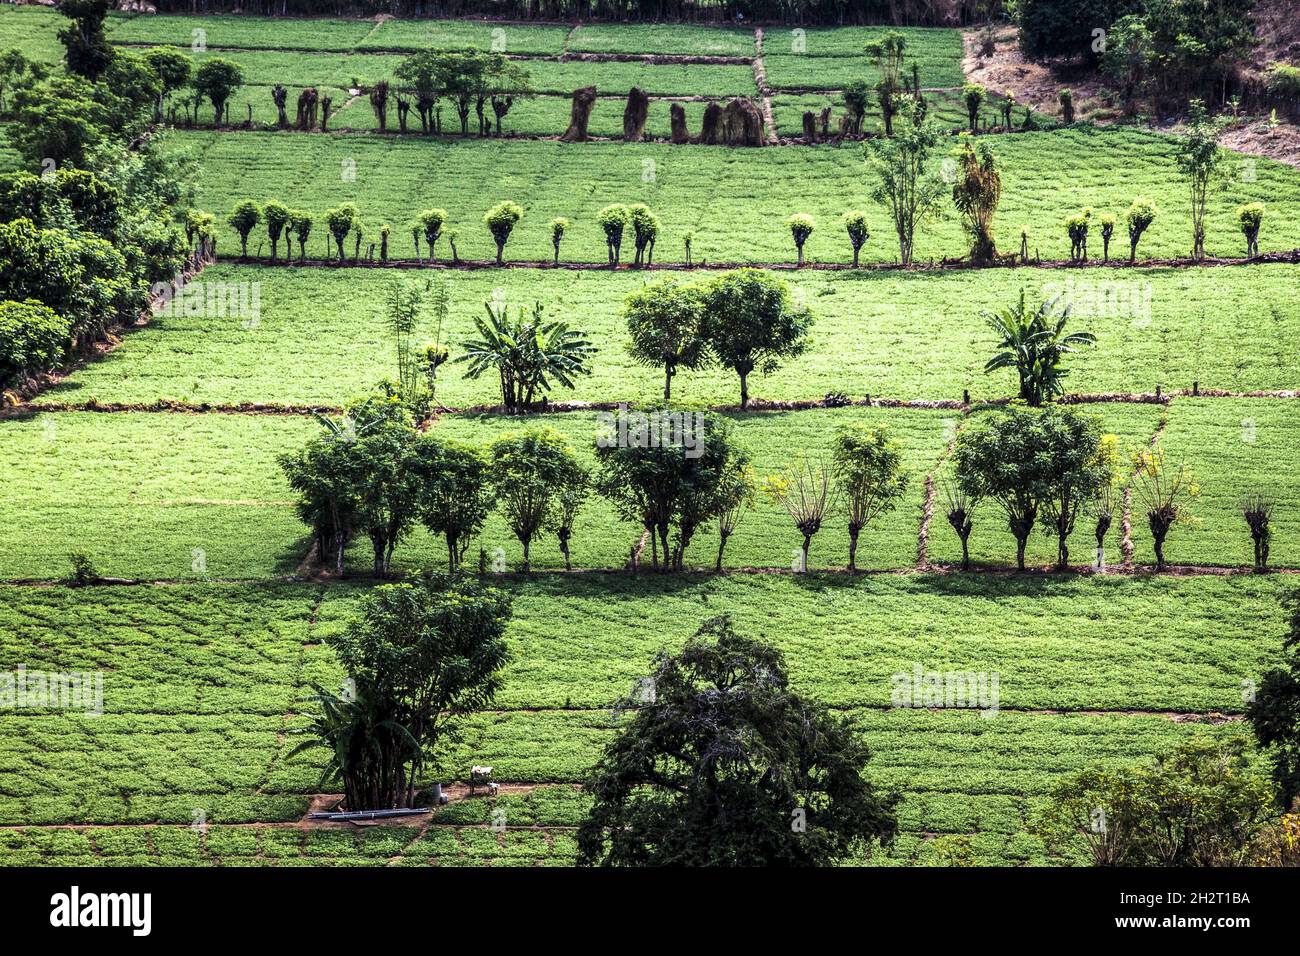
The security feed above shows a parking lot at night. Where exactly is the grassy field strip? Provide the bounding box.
[4,397,1297,577]
[33,264,1300,410]
[167,127,1300,265]
[2,576,1277,863]
[1128,398,1300,568]
[0,408,950,579]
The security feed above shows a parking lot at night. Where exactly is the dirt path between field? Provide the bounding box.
[208,249,1300,273]
[13,388,1300,422]
[752,28,779,144]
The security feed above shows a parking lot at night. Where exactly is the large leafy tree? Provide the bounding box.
[1016,0,1142,61]
[142,46,192,121]
[192,57,244,126]
[1247,594,1300,810]
[458,300,593,412]
[832,424,909,572]
[577,616,899,867]
[596,409,750,572]
[700,269,812,410]
[864,95,946,266]
[955,406,1077,571]
[292,574,511,811]
[57,0,115,81]
[623,277,709,401]
[1035,409,1112,569]
[983,290,1095,406]
[278,393,410,577]
[7,76,107,169]
[408,436,493,572]
[488,429,587,572]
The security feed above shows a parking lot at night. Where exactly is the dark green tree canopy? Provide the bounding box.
[577,616,899,866]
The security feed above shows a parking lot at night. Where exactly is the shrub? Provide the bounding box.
[1265,62,1300,99]
[951,139,1002,264]
[597,203,629,266]
[841,79,871,135]
[226,200,261,258]
[1058,87,1074,124]
[962,82,986,131]
[628,203,659,267]
[1098,213,1116,262]
[483,201,522,265]
[1125,197,1157,261]
[64,552,97,587]
[1065,207,1091,261]
[288,209,312,262]
[1130,443,1198,570]
[416,207,447,263]
[1238,202,1265,258]
[0,299,72,389]
[842,210,870,266]
[940,475,977,571]
[263,200,290,262]
[1033,735,1273,866]
[324,203,358,263]
[550,217,568,265]
[764,457,835,572]
[1242,495,1273,572]
[787,213,815,266]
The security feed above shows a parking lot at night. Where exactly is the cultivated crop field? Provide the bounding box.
[167,128,1300,264]
[3,6,1299,872]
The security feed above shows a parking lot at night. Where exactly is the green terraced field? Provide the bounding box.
[169,47,757,97]
[0,578,1280,864]
[4,9,1299,870]
[0,407,950,578]
[568,23,755,57]
[34,264,1300,410]
[0,411,314,581]
[168,127,1300,265]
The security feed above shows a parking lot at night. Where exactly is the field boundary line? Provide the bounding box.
[111,39,755,65]
[13,388,1300,422]
[206,250,1300,273]
[3,561,1297,588]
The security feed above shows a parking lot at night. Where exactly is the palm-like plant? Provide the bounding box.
[983,291,1095,406]
[287,682,420,812]
[457,300,594,412]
